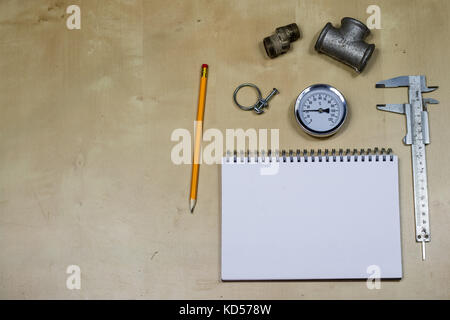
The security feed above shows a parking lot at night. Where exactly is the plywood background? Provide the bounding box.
[0,0,449,299]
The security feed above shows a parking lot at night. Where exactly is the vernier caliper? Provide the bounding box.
[376,75,439,260]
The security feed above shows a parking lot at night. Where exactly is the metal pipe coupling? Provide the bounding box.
[315,17,375,73]
[263,23,301,59]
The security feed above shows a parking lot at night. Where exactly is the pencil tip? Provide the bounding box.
[190,199,196,213]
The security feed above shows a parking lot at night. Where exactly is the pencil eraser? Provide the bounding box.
[202,64,208,69]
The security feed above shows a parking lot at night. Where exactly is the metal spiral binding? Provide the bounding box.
[225,148,394,163]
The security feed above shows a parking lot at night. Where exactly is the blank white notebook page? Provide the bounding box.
[221,153,402,280]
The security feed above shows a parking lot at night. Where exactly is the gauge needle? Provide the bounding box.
[304,108,330,113]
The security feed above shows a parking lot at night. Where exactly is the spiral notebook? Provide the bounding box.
[221,149,402,280]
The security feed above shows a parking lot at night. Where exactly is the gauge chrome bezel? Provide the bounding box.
[294,84,348,137]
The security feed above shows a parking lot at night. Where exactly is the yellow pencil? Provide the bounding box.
[190,64,208,213]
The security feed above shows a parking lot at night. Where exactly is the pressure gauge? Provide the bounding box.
[294,84,347,137]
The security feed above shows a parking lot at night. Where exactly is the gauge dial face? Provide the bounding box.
[294,84,347,137]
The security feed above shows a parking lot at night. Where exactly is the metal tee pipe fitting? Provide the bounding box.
[315,17,375,73]
[263,23,301,59]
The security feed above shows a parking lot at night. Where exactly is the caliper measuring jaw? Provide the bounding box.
[376,75,439,261]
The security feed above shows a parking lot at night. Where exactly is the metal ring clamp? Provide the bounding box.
[233,83,262,111]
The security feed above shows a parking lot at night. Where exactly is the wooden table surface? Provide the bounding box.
[0,0,449,299]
